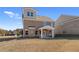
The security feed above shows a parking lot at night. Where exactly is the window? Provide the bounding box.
[27,12,30,16]
[39,31,41,34]
[31,12,33,16]
[26,31,28,35]
[60,22,64,26]
[53,22,55,27]
[35,31,38,35]
[27,12,34,17]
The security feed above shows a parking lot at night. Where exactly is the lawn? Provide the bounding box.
[0,38,79,52]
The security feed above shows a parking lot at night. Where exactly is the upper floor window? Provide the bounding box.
[31,12,33,16]
[27,12,30,16]
[27,12,34,17]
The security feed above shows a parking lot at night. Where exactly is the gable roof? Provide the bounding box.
[23,7,37,13]
[56,15,79,24]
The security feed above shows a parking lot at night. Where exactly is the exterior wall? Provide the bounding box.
[23,20,43,37]
[55,15,79,35]
[63,20,79,34]
[24,20,44,29]
[23,19,53,37]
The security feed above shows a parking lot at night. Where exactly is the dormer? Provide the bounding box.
[23,7,37,19]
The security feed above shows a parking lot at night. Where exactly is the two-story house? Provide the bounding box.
[22,7,55,38]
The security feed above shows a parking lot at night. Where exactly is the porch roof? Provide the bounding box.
[39,25,54,30]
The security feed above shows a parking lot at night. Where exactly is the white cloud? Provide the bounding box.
[4,11,15,18]
[4,11,21,19]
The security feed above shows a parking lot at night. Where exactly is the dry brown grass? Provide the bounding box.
[0,39,79,52]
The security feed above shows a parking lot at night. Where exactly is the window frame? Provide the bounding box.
[31,12,33,16]
[26,31,28,35]
[27,12,30,16]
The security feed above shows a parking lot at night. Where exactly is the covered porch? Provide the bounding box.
[39,25,55,38]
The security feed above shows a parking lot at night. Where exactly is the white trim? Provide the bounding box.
[41,29,43,38]
[29,27,35,29]
[39,25,54,30]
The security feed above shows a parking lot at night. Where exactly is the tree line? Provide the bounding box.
[0,29,23,36]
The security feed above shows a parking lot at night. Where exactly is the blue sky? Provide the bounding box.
[34,7,79,20]
[0,7,79,30]
[0,7,22,30]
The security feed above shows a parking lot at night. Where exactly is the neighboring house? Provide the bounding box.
[55,15,79,35]
[22,7,55,38]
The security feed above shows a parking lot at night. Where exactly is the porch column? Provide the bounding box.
[52,29,54,38]
[41,29,43,38]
